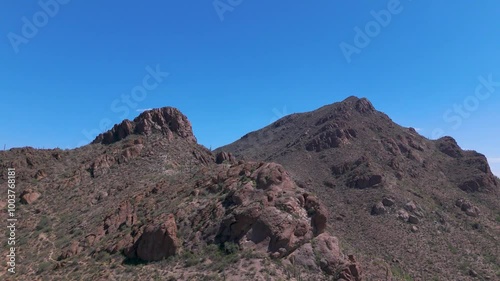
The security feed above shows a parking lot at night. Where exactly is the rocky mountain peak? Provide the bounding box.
[92,107,196,145]
[336,96,375,114]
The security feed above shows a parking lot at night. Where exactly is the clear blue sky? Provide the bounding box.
[1,1,499,175]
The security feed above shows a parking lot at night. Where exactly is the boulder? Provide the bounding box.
[382,197,395,207]
[408,215,420,224]
[129,214,180,261]
[397,209,410,221]
[215,151,237,164]
[371,202,387,215]
[455,199,480,217]
[404,201,417,212]
[20,189,41,204]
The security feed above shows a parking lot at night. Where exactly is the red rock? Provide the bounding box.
[133,214,180,261]
[93,107,197,145]
[20,189,41,204]
[215,151,237,164]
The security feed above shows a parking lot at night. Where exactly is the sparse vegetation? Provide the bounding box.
[4,99,499,280]
[391,265,413,281]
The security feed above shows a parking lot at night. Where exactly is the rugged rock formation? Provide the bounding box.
[218,96,500,280]
[215,151,237,164]
[126,214,180,261]
[92,107,196,145]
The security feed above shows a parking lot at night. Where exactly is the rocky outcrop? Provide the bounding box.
[34,169,47,180]
[436,137,463,158]
[93,107,196,145]
[89,154,115,178]
[455,198,480,217]
[20,189,41,204]
[171,161,353,277]
[306,128,357,152]
[347,173,383,189]
[58,241,82,260]
[213,163,322,256]
[215,151,237,164]
[354,98,375,114]
[126,214,180,261]
[291,234,362,281]
[458,175,497,193]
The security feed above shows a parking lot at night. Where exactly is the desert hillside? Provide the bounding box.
[1,107,362,281]
[218,96,500,280]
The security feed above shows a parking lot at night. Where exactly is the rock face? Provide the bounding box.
[215,151,237,164]
[172,161,356,277]
[92,107,196,145]
[211,162,325,256]
[127,214,180,261]
[290,233,361,281]
[436,137,463,158]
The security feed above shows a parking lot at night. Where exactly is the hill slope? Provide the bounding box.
[0,107,362,281]
[218,96,500,280]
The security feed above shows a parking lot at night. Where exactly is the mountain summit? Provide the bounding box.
[93,107,196,145]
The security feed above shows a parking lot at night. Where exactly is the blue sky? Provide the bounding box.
[1,1,499,175]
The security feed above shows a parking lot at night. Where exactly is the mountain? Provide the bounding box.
[0,107,362,281]
[217,96,500,280]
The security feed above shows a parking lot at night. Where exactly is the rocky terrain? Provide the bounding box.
[1,98,499,281]
[218,96,500,280]
[0,107,362,281]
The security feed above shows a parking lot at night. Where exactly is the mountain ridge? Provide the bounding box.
[217,96,500,280]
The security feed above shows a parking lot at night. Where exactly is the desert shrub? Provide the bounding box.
[37,262,52,274]
[223,242,239,255]
[36,216,51,232]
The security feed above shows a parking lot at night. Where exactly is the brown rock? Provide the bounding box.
[348,173,383,189]
[132,214,180,261]
[436,136,463,158]
[215,151,237,164]
[339,255,362,281]
[455,199,480,217]
[103,201,137,235]
[289,243,320,271]
[93,107,197,145]
[404,201,417,212]
[304,194,328,235]
[408,215,420,224]
[20,189,41,204]
[89,154,115,178]
[58,241,81,260]
[312,233,344,274]
[34,169,47,180]
[382,197,395,207]
[397,209,410,221]
[371,202,387,215]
